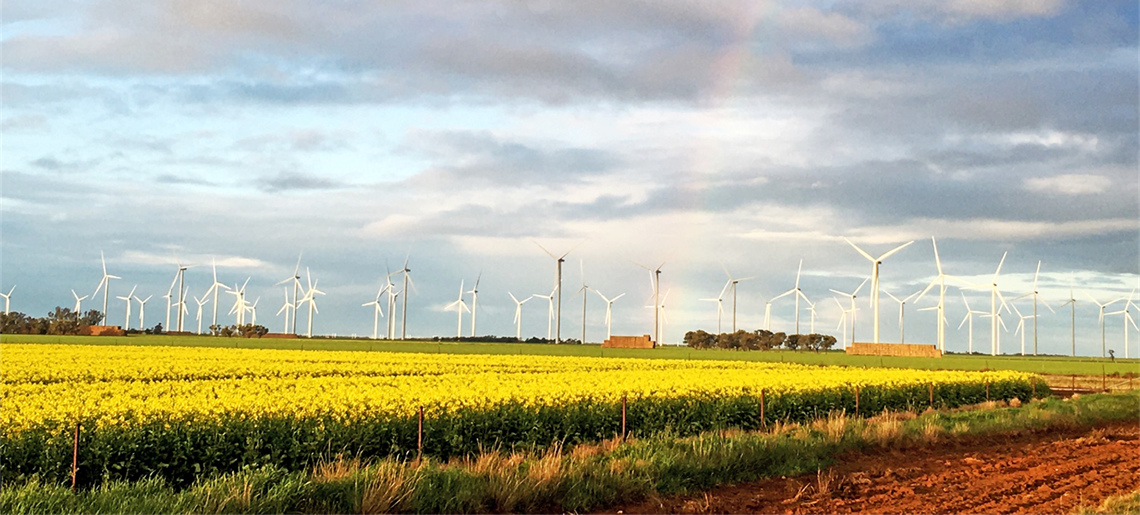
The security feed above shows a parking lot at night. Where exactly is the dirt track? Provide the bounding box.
[612,422,1139,515]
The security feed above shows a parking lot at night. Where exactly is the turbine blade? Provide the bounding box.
[876,240,914,262]
[844,237,875,262]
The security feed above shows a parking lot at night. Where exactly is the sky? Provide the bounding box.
[2,0,1138,356]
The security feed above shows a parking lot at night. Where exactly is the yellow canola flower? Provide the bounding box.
[0,344,1033,434]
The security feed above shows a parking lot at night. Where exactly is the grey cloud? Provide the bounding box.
[155,173,214,186]
[259,171,342,193]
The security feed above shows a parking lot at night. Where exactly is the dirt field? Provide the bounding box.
[611,422,1139,514]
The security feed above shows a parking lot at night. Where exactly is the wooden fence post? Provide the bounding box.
[621,395,627,440]
[929,383,934,408]
[1071,374,1075,390]
[417,406,424,458]
[1102,366,1106,392]
[71,422,80,491]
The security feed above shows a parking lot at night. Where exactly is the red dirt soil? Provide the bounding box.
[610,422,1139,515]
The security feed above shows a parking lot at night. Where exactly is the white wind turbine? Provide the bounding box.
[170,258,194,332]
[1086,294,1121,358]
[467,273,481,337]
[362,286,385,339]
[71,289,88,315]
[92,251,120,324]
[635,260,666,345]
[445,280,470,338]
[575,260,591,343]
[396,256,415,339]
[913,237,962,352]
[533,288,556,339]
[806,298,818,334]
[643,289,671,345]
[772,259,811,333]
[700,279,729,334]
[509,292,534,341]
[957,293,986,354]
[844,238,914,344]
[176,287,190,329]
[275,253,304,334]
[830,278,869,346]
[1105,295,1138,359]
[594,290,625,340]
[0,285,15,315]
[299,268,325,338]
[384,266,400,340]
[134,294,152,330]
[194,295,209,334]
[163,274,178,331]
[246,297,260,326]
[1010,304,1035,356]
[276,287,293,334]
[833,297,850,349]
[227,279,251,326]
[205,259,230,332]
[758,292,776,331]
[1058,279,1080,356]
[535,241,582,344]
[116,285,137,330]
[966,252,1011,356]
[721,265,755,332]
[1011,261,1054,356]
[882,289,920,343]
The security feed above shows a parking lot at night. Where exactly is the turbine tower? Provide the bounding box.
[467,273,481,337]
[635,260,665,345]
[575,260,590,343]
[882,289,920,343]
[0,285,14,315]
[300,269,325,338]
[594,290,625,340]
[958,293,986,354]
[276,287,293,334]
[914,237,961,351]
[275,253,303,334]
[773,259,810,334]
[116,285,137,330]
[830,277,868,347]
[398,256,415,339]
[700,288,726,334]
[194,295,209,334]
[534,241,581,344]
[833,297,851,349]
[721,265,755,332]
[643,289,671,345]
[92,251,120,324]
[843,238,914,344]
[533,288,557,339]
[206,259,230,332]
[1057,279,1079,356]
[1104,295,1138,359]
[135,295,152,330]
[362,286,385,340]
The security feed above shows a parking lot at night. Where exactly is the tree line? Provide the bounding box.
[0,308,108,335]
[683,329,837,352]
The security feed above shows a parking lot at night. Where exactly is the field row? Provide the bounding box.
[1,344,1048,487]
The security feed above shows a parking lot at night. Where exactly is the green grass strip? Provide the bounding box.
[2,391,1136,514]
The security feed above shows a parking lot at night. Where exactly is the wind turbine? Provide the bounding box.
[247,297,260,326]
[508,292,534,341]
[206,259,230,332]
[699,290,726,334]
[882,289,920,343]
[966,252,1011,356]
[833,297,850,349]
[1058,279,1080,356]
[275,253,303,334]
[957,293,986,354]
[533,288,556,339]
[445,280,470,338]
[830,277,869,346]
[276,287,293,334]
[1012,261,1054,356]
[635,261,666,345]
[134,294,152,330]
[171,258,194,332]
[844,238,914,344]
[535,241,582,344]
[467,273,481,337]
[1010,304,1035,355]
[0,285,14,315]
[1087,294,1120,358]
[116,285,137,330]
[594,290,625,340]
[773,259,810,334]
[194,295,209,334]
[71,289,88,315]
[1105,294,1138,359]
[384,266,400,340]
[92,251,120,324]
[721,265,755,332]
[397,256,415,339]
[806,298,818,334]
[575,260,591,343]
[913,237,963,351]
[163,275,178,331]
[227,278,251,326]
[362,287,385,339]
[643,289,671,345]
[299,268,325,337]
[759,293,776,331]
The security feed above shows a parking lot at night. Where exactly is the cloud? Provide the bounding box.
[258,171,342,192]
[156,173,215,186]
[1023,174,1112,195]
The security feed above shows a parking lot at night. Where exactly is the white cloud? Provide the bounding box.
[1023,174,1112,195]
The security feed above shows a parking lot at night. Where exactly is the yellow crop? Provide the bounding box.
[0,344,1033,435]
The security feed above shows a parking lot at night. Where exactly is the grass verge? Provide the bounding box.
[3,391,1137,514]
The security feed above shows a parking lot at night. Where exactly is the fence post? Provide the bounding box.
[855,385,860,416]
[417,406,424,458]
[929,383,934,408]
[71,422,80,491]
[1071,374,1075,390]
[760,389,766,429]
[985,380,990,402]
[621,395,627,440]
[1102,366,1106,392]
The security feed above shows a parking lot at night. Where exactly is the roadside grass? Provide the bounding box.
[3,391,1135,514]
[1074,490,1140,515]
[3,333,1138,376]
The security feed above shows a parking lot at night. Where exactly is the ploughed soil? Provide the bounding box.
[609,422,1139,515]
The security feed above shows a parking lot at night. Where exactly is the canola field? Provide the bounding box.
[1,344,1047,487]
